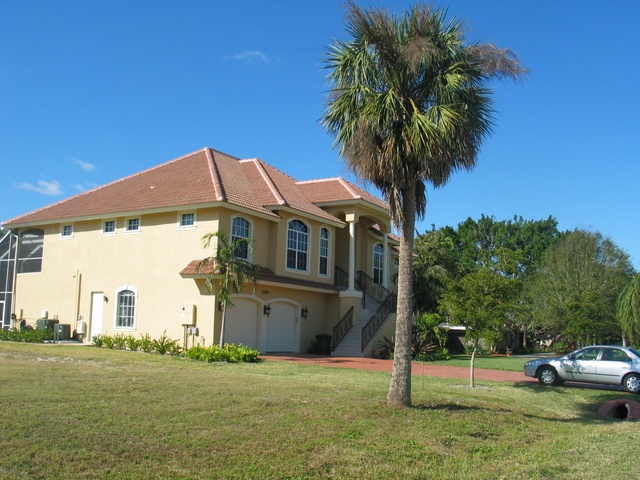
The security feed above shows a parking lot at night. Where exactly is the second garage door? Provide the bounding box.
[266,302,296,352]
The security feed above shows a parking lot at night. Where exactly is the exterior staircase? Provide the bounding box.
[332,296,381,357]
[332,268,397,357]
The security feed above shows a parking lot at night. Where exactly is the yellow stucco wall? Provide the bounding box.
[13,203,395,353]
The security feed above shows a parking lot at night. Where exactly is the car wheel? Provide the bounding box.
[538,366,559,386]
[623,373,640,394]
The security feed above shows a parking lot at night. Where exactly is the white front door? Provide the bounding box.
[266,302,296,352]
[90,292,104,339]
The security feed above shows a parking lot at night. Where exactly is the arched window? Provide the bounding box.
[231,217,251,260]
[115,285,137,329]
[373,244,383,284]
[287,220,308,271]
[18,229,44,273]
[319,228,330,276]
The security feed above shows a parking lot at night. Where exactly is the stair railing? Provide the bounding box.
[334,266,349,290]
[332,306,354,351]
[361,293,397,352]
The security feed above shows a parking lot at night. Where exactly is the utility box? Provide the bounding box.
[36,319,59,330]
[54,324,71,341]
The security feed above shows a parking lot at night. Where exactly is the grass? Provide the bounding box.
[1,342,638,479]
[430,354,534,372]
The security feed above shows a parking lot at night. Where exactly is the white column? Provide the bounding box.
[348,220,356,291]
[382,232,389,289]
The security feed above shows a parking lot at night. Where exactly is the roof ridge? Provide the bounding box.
[296,177,342,184]
[338,177,362,200]
[244,158,286,206]
[205,148,226,202]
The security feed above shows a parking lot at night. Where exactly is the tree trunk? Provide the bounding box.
[219,302,227,349]
[470,342,477,388]
[387,179,417,407]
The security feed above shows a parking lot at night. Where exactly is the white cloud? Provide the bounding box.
[15,180,63,196]
[74,159,96,172]
[72,182,97,192]
[224,50,271,63]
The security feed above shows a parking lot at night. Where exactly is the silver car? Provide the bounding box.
[524,345,640,393]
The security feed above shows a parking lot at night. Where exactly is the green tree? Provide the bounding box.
[526,229,633,347]
[439,268,520,387]
[197,232,260,349]
[617,273,640,346]
[413,227,460,313]
[322,2,525,406]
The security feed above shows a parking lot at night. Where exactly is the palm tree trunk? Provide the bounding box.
[387,179,417,407]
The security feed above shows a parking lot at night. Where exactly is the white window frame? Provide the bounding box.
[125,217,141,234]
[60,224,73,239]
[286,219,309,273]
[178,212,197,230]
[373,243,384,284]
[102,220,117,236]
[114,284,137,330]
[231,216,252,261]
[318,227,330,277]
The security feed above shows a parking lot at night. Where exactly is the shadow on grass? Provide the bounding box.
[512,381,638,422]
[412,403,485,412]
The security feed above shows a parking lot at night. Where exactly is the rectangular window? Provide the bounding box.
[232,217,250,260]
[126,218,140,232]
[116,289,136,328]
[180,213,195,228]
[319,228,329,276]
[286,221,308,272]
[103,220,116,234]
[61,225,73,238]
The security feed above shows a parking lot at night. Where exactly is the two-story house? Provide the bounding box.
[1,147,398,356]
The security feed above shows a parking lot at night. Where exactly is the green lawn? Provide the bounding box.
[430,354,536,372]
[0,342,637,479]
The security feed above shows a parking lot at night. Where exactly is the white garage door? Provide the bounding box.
[266,302,295,352]
[225,298,259,349]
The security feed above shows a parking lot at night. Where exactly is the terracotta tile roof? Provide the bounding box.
[180,261,339,293]
[297,178,388,211]
[3,147,386,228]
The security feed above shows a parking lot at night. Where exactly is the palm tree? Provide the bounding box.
[197,231,260,349]
[617,273,640,346]
[322,2,525,406]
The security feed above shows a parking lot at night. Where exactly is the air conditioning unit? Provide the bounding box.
[36,319,59,330]
[54,324,71,341]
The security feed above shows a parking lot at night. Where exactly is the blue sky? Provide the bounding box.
[1,1,639,267]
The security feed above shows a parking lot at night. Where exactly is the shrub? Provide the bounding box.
[184,343,260,363]
[152,331,181,355]
[125,335,140,352]
[138,333,154,353]
[101,335,116,349]
[92,334,105,348]
[112,334,128,350]
[0,327,53,343]
[415,346,451,362]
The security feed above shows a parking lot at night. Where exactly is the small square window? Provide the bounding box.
[103,220,116,234]
[61,225,73,237]
[180,213,195,227]
[393,257,399,267]
[126,218,140,232]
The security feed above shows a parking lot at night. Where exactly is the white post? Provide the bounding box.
[348,221,356,291]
